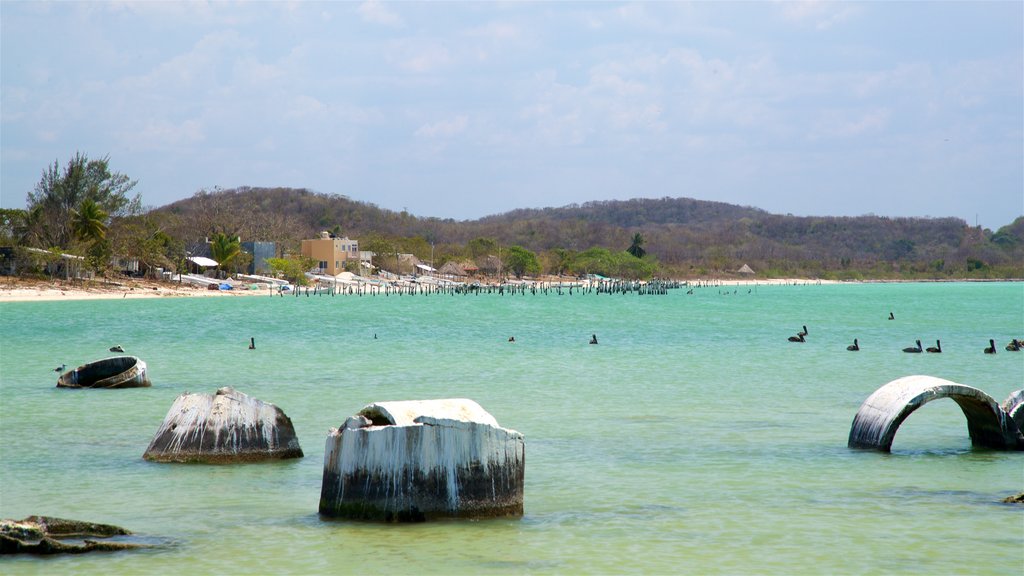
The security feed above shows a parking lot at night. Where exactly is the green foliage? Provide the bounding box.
[71,198,108,243]
[266,256,316,285]
[503,245,541,278]
[0,208,29,245]
[25,153,139,250]
[467,237,498,259]
[209,232,241,272]
[627,233,646,259]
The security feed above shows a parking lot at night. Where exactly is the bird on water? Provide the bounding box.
[1006,339,1022,352]
[888,312,895,320]
[925,340,942,353]
[847,339,859,351]
[788,333,805,343]
[109,345,124,353]
[53,364,66,373]
[902,340,923,353]
[984,339,997,354]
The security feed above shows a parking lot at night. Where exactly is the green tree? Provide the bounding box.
[25,153,139,249]
[209,232,241,273]
[503,245,541,278]
[0,208,29,245]
[627,233,646,259]
[467,237,498,259]
[266,256,316,285]
[71,198,108,243]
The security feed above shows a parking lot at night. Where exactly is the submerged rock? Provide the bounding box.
[320,398,524,521]
[0,516,145,555]
[143,387,303,463]
[1003,493,1024,504]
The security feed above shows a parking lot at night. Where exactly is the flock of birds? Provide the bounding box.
[786,313,1023,354]
[52,345,124,373]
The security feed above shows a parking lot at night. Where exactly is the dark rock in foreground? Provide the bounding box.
[320,398,524,522]
[1003,492,1024,504]
[1,516,145,555]
[143,386,303,463]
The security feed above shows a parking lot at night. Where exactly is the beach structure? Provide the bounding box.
[143,387,303,463]
[56,356,150,389]
[848,375,1024,451]
[737,263,755,275]
[301,231,359,276]
[319,398,525,521]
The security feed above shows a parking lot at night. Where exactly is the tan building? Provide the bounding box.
[301,232,359,276]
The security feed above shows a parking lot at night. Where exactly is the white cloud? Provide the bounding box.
[778,0,859,30]
[118,119,205,150]
[386,40,452,73]
[358,1,402,27]
[415,115,469,138]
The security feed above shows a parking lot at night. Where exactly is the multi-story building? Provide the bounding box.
[241,241,276,275]
[301,232,359,276]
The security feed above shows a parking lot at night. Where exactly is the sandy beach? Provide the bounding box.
[0,276,838,303]
[0,277,267,303]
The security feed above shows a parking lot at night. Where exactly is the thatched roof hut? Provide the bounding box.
[438,261,467,277]
[737,263,755,275]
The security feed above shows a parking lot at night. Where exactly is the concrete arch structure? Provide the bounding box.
[848,375,1024,452]
[1003,390,1024,432]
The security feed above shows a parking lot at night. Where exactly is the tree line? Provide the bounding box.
[2,154,1022,282]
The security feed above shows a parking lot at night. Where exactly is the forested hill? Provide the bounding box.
[154,187,1023,278]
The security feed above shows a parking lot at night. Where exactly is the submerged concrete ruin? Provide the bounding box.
[143,387,303,463]
[319,398,525,521]
[0,516,149,554]
[56,356,150,389]
[848,375,1024,451]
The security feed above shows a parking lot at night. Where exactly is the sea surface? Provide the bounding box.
[1,281,1022,574]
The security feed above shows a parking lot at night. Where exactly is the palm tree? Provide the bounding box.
[209,232,241,273]
[71,198,108,243]
[627,233,646,259]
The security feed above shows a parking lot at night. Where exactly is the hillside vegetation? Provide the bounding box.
[150,187,1023,280]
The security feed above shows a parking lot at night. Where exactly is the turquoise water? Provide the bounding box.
[1,282,1022,574]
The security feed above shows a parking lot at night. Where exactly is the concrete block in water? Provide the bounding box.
[143,387,303,463]
[319,398,524,521]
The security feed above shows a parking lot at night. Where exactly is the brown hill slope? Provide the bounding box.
[153,187,1023,277]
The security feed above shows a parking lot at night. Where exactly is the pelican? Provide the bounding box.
[902,340,922,353]
[589,334,598,345]
[53,363,66,373]
[888,312,895,320]
[109,345,124,353]
[797,325,808,337]
[984,339,996,354]
[846,339,859,351]
[1006,339,1022,352]
[788,333,805,343]
[925,340,942,353]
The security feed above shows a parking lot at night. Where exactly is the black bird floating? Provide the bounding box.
[902,340,923,353]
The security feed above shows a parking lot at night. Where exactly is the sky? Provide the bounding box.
[1,1,1022,230]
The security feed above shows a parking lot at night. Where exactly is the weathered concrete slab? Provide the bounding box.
[57,356,150,389]
[143,387,303,463]
[848,375,1024,451]
[0,516,148,555]
[1002,390,1024,432]
[320,398,524,521]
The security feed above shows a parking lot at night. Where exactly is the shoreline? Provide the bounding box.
[0,276,1017,304]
